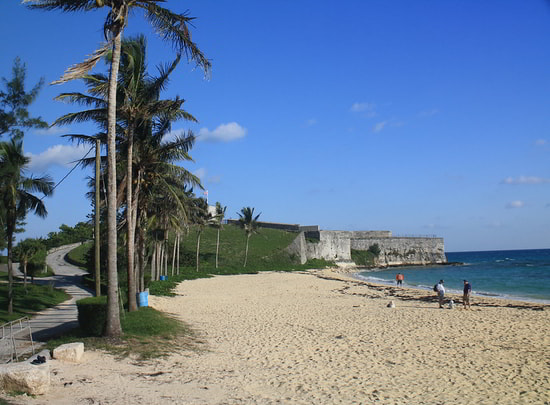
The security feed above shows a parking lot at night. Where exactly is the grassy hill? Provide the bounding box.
[69,224,332,296]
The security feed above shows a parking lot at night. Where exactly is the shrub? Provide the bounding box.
[351,249,376,267]
[368,243,381,256]
[76,296,107,336]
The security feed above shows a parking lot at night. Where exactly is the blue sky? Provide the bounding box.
[1,0,549,252]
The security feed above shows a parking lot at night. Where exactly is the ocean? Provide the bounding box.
[355,249,550,304]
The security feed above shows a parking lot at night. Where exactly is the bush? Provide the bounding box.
[76,296,107,336]
[27,249,48,279]
[368,243,381,256]
[351,249,377,267]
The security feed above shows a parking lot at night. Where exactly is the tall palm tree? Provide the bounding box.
[213,202,227,269]
[192,197,213,272]
[237,207,261,268]
[0,138,54,314]
[25,0,211,337]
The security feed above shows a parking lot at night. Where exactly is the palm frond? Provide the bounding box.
[52,43,110,85]
[142,4,211,76]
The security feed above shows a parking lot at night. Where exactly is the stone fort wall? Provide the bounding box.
[287,230,446,267]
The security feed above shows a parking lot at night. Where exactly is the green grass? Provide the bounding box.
[147,224,334,295]
[0,282,70,323]
[45,306,195,360]
[65,241,92,269]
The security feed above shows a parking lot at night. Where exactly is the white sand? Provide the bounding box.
[5,270,549,404]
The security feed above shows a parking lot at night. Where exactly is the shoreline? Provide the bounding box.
[321,268,550,310]
[350,270,550,306]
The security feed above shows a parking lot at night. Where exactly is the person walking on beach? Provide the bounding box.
[436,280,445,308]
[396,273,404,287]
[463,280,472,309]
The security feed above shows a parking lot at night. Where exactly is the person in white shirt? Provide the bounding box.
[436,280,445,308]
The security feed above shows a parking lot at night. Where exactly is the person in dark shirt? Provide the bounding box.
[463,280,472,309]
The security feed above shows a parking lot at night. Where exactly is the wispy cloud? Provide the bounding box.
[501,176,550,185]
[418,108,439,118]
[373,121,388,133]
[350,102,375,113]
[350,102,377,118]
[198,122,247,142]
[506,200,524,209]
[535,139,547,146]
[26,144,90,172]
[305,118,317,127]
[34,125,68,136]
[194,168,221,184]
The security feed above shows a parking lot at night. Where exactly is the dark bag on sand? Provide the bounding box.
[433,284,438,292]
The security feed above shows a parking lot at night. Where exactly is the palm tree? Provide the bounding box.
[0,138,54,314]
[237,207,261,268]
[213,202,227,269]
[192,198,213,272]
[13,238,45,289]
[25,0,211,337]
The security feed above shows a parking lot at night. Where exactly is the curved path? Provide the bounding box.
[28,244,94,342]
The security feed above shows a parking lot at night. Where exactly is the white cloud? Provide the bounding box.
[305,118,317,127]
[34,125,68,136]
[506,200,524,209]
[26,144,90,172]
[373,121,388,133]
[535,139,547,146]
[350,102,375,113]
[502,176,550,185]
[198,122,247,142]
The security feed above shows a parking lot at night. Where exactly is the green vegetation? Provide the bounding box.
[42,222,92,250]
[351,243,382,267]
[351,249,377,266]
[46,306,192,360]
[0,282,69,323]
[66,241,92,269]
[77,224,333,297]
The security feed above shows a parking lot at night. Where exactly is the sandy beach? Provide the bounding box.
[5,269,549,405]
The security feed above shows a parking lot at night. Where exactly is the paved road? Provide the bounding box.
[26,244,94,342]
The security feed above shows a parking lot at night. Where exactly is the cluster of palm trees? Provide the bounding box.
[24,0,212,337]
[8,2,264,339]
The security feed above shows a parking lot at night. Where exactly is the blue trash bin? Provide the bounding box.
[160,275,167,281]
[137,291,149,307]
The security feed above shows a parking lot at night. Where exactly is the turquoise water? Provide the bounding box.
[356,249,550,304]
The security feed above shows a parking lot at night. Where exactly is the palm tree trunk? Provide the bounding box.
[104,29,123,338]
[7,226,14,315]
[151,248,156,282]
[126,124,137,312]
[171,236,177,276]
[244,234,250,268]
[196,231,201,272]
[95,138,101,297]
[216,228,220,269]
[176,233,181,275]
[137,227,145,292]
[23,261,28,287]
